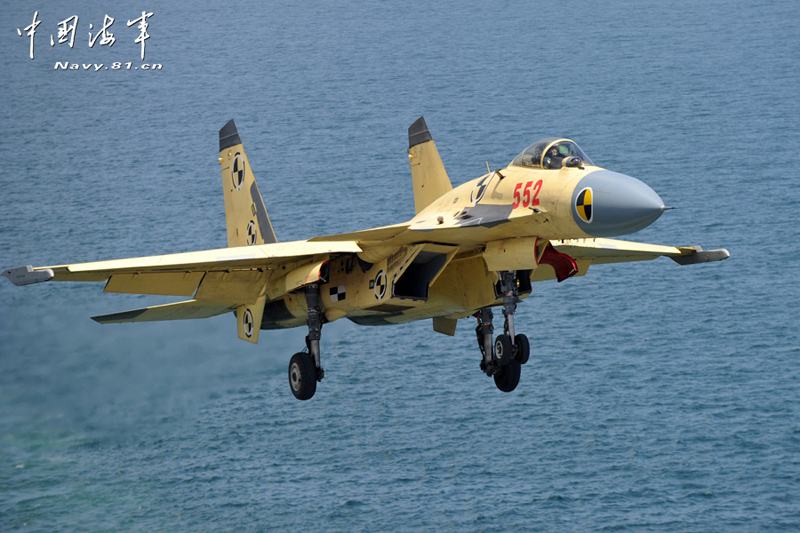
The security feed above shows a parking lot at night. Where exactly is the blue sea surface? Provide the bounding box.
[1,0,799,530]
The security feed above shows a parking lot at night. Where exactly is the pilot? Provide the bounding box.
[544,144,566,169]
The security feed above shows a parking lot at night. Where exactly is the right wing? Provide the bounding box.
[526,237,729,283]
[26,240,360,285]
[2,239,361,343]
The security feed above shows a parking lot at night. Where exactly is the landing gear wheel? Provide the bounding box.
[494,359,521,392]
[494,334,513,367]
[514,334,530,365]
[288,352,317,401]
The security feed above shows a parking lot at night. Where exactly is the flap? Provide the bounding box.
[195,270,270,303]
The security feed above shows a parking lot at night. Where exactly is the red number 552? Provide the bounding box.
[512,180,542,209]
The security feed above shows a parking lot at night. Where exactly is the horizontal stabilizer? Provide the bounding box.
[92,300,234,324]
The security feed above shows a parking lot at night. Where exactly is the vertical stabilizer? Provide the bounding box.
[408,117,453,214]
[219,119,278,247]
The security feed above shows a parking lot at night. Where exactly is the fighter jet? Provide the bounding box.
[2,118,729,400]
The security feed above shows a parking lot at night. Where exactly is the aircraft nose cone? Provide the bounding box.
[572,170,665,237]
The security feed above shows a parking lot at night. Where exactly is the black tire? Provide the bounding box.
[514,334,530,365]
[494,334,513,366]
[288,352,317,401]
[494,359,521,392]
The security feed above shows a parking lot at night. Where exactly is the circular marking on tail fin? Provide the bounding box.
[232,153,245,190]
[246,220,257,245]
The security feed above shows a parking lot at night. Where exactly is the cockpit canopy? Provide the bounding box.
[511,138,594,170]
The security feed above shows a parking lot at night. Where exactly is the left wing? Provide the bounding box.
[550,237,730,265]
[522,237,729,283]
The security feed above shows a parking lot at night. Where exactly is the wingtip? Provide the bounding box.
[2,265,54,286]
[219,119,241,151]
[671,248,730,265]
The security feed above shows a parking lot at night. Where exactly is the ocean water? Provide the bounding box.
[1,0,799,530]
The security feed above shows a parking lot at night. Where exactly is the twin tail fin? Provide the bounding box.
[219,119,278,247]
[408,116,453,214]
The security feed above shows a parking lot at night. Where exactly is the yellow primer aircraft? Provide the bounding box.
[2,118,729,400]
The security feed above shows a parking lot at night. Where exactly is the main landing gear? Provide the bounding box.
[287,273,530,400]
[288,283,325,400]
[475,271,530,393]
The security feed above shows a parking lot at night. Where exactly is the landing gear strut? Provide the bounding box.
[288,283,325,400]
[474,271,530,393]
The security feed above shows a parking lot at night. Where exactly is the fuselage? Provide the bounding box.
[261,139,667,330]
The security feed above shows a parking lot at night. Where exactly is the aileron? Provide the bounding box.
[104,272,204,296]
